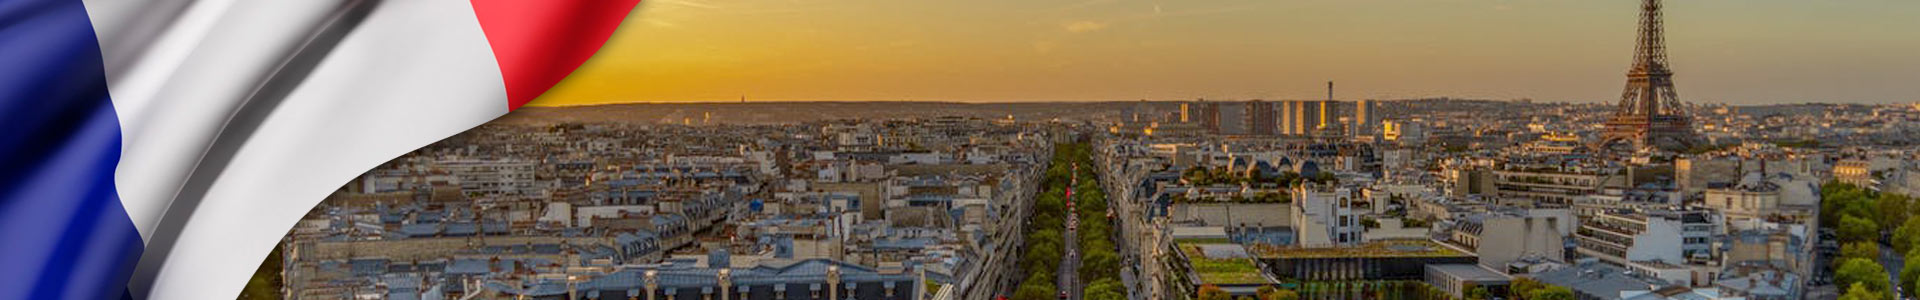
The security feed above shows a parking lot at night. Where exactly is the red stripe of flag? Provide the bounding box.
[470,0,642,110]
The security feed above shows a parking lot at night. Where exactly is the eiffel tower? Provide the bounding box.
[1597,0,1697,151]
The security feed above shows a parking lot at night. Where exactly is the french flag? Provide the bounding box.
[0,0,641,299]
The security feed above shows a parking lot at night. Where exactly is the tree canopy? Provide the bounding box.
[1836,258,1891,297]
[1198,285,1232,300]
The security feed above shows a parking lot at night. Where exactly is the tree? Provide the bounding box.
[1308,172,1337,184]
[1882,193,1912,230]
[1079,222,1111,244]
[1021,242,1062,276]
[1893,218,1920,254]
[1841,242,1881,262]
[1034,212,1065,233]
[1526,286,1574,300]
[239,244,284,300]
[1840,283,1883,300]
[1256,286,1299,300]
[1084,288,1125,300]
[1824,181,1874,227]
[1420,283,1449,300]
[1839,215,1881,244]
[1270,289,1299,300]
[1274,172,1302,188]
[1465,285,1491,300]
[1836,258,1891,296]
[1013,279,1057,300]
[1198,284,1232,300]
[1902,251,1920,298]
[1508,278,1547,300]
[1403,217,1431,228]
[1079,249,1120,282]
[1086,278,1125,300]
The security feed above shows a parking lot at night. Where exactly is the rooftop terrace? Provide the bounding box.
[1176,242,1267,285]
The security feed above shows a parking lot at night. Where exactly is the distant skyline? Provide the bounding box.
[529,0,1920,107]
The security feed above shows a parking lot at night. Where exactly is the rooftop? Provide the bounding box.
[1532,263,1666,298]
[1170,226,1230,242]
[1426,264,1510,282]
[1176,242,1267,285]
[1248,239,1470,259]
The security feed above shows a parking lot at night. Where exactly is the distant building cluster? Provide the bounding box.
[270,96,1920,300]
[1120,97,1377,139]
[1098,99,1920,300]
[282,117,1066,300]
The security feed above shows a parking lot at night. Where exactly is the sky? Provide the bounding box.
[528,0,1920,106]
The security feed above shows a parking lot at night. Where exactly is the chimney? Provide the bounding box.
[1326,81,1335,101]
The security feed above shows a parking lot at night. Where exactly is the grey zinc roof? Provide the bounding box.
[1531,264,1663,299]
[446,259,490,274]
[444,222,477,236]
[513,259,917,295]
[1426,264,1509,282]
[400,223,440,237]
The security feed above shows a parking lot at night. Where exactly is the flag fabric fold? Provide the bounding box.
[0,0,641,299]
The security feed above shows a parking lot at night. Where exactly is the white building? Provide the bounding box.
[1576,208,1723,273]
[437,158,537,197]
[1446,208,1573,271]
[1702,172,1818,222]
[1291,183,1365,247]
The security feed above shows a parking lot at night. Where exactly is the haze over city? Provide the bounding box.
[533,0,1920,106]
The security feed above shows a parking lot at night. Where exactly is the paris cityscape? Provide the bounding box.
[246,1,1919,300]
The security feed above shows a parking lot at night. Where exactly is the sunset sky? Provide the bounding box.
[529,0,1920,106]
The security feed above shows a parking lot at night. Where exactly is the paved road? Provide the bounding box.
[1060,164,1081,300]
[1884,242,1906,298]
[1062,212,1081,300]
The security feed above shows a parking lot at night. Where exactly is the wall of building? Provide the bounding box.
[1475,216,1567,270]
[303,236,611,261]
[1167,203,1292,228]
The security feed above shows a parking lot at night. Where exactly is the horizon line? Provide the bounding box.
[523,98,1916,108]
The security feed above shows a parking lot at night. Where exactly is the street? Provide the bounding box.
[1060,163,1082,300]
[1885,242,1906,299]
[1061,210,1082,300]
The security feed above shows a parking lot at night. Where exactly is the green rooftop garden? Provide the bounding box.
[1177,243,1268,285]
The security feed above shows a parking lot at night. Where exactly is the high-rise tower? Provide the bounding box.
[1247,100,1277,135]
[1598,0,1696,151]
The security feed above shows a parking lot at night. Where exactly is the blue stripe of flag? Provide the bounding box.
[0,0,146,299]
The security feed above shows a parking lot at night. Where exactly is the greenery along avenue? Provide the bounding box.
[1823,181,1918,300]
[1011,143,1126,300]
